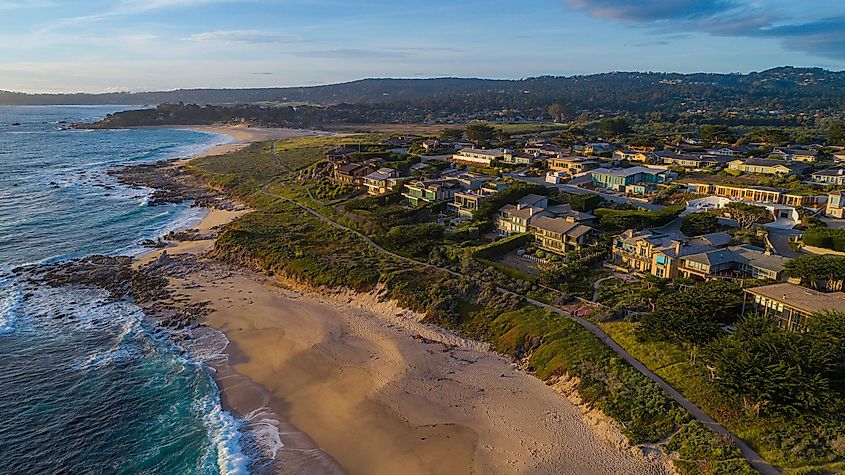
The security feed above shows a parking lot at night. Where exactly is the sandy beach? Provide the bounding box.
[137,125,672,474]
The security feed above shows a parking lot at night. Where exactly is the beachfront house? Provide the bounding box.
[448,182,509,218]
[529,216,598,255]
[362,168,409,196]
[611,229,731,279]
[334,162,375,186]
[402,179,462,206]
[657,152,732,169]
[678,245,788,282]
[742,283,845,331]
[613,149,656,163]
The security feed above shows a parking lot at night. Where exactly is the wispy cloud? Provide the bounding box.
[0,0,54,10]
[564,0,845,60]
[186,29,300,44]
[38,0,235,32]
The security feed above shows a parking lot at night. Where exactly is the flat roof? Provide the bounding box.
[746,283,845,314]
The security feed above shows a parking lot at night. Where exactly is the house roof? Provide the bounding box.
[337,163,369,174]
[812,167,845,177]
[681,245,787,272]
[530,215,594,237]
[746,283,845,314]
[517,194,547,207]
[737,158,809,170]
[591,166,666,177]
[458,147,506,156]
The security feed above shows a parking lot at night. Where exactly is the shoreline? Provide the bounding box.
[132,126,673,474]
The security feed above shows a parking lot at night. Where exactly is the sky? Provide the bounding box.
[1,0,845,93]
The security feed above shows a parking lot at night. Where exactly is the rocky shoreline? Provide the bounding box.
[111,160,238,209]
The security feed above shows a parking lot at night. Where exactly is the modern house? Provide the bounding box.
[334,162,375,186]
[582,142,615,155]
[589,167,670,193]
[685,196,801,228]
[727,158,810,175]
[826,191,845,219]
[421,139,440,152]
[548,156,599,174]
[447,182,509,218]
[496,194,550,235]
[611,230,732,279]
[657,152,732,169]
[496,195,596,236]
[679,245,788,281]
[452,148,509,167]
[529,216,598,255]
[613,149,656,163]
[811,167,845,186]
[742,283,845,331]
[402,179,463,206]
[362,168,408,196]
[688,183,826,208]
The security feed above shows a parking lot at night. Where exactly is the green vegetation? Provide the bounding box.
[681,213,721,237]
[723,202,771,229]
[593,205,684,233]
[667,421,756,475]
[785,255,845,292]
[188,142,286,199]
[802,228,845,253]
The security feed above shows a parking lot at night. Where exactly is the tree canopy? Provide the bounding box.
[465,123,497,146]
[681,213,720,237]
[700,125,736,146]
[723,202,770,229]
[784,254,845,292]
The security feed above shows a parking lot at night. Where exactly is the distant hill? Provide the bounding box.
[3,68,845,114]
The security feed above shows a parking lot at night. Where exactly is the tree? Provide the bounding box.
[784,255,845,291]
[681,213,720,237]
[700,125,736,146]
[598,117,630,139]
[828,121,845,146]
[556,126,586,147]
[638,280,743,362]
[751,128,791,146]
[465,123,496,146]
[439,128,464,142]
[704,314,841,416]
[723,202,769,229]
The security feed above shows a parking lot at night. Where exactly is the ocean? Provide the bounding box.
[0,106,256,474]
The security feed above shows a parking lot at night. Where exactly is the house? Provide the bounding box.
[742,283,845,331]
[452,148,508,167]
[502,151,535,165]
[833,151,845,162]
[583,142,615,155]
[688,183,826,208]
[589,167,670,193]
[727,158,810,175]
[548,156,599,174]
[402,179,462,206]
[613,149,656,163]
[679,245,788,281]
[811,167,845,186]
[529,216,598,255]
[448,182,509,218]
[334,162,375,186]
[611,230,732,278]
[770,147,819,163]
[657,152,731,169]
[546,170,568,184]
[826,191,845,219]
[496,194,550,235]
[524,142,562,157]
[362,168,407,196]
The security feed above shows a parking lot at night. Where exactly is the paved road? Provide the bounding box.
[510,175,667,211]
[257,182,779,475]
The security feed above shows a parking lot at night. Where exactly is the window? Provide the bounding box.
[655,255,667,266]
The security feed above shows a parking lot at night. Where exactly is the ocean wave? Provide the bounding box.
[244,407,284,459]
[0,278,22,336]
[198,392,251,475]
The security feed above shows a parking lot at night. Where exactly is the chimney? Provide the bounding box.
[674,241,683,255]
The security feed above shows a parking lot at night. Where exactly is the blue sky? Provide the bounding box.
[1,0,844,92]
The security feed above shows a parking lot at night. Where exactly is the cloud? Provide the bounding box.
[38,0,233,32]
[565,0,731,22]
[0,0,53,9]
[564,0,845,61]
[187,30,299,44]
